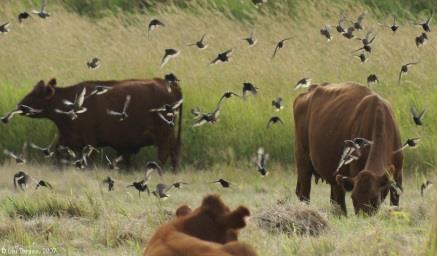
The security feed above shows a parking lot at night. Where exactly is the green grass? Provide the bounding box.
[0,164,435,255]
[0,1,436,170]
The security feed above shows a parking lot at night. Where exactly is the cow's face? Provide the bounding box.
[336,171,390,215]
[175,194,250,244]
[17,79,57,117]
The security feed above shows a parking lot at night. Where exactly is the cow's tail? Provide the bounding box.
[176,101,183,164]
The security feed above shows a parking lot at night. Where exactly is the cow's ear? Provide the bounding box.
[34,80,46,93]
[176,205,192,217]
[223,206,250,229]
[201,194,226,213]
[336,175,354,192]
[45,83,56,99]
[47,78,57,88]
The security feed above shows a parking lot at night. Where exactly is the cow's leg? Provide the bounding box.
[331,184,347,215]
[169,133,180,171]
[390,173,402,206]
[295,154,313,202]
[156,137,171,169]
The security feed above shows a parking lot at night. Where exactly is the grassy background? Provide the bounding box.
[0,164,436,255]
[0,0,436,171]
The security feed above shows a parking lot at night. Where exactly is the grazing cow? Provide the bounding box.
[144,194,257,256]
[14,78,183,169]
[293,83,403,215]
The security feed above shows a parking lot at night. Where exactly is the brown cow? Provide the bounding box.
[14,78,183,169]
[293,83,403,215]
[144,194,257,256]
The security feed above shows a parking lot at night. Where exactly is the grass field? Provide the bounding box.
[0,0,436,169]
[0,164,436,255]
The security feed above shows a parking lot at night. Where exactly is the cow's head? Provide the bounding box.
[336,170,391,215]
[17,79,57,117]
[174,194,250,244]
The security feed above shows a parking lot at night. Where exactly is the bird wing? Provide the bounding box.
[4,149,17,159]
[398,69,403,84]
[77,87,87,107]
[30,143,44,151]
[106,109,121,116]
[272,44,280,59]
[418,109,426,119]
[123,95,131,113]
[172,98,184,110]
[406,62,418,67]
[157,112,174,126]
[410,106,419,117]
[200,33,207,42]
[266,119,273,128]
[41,0,47,12]
[160,54,170,68]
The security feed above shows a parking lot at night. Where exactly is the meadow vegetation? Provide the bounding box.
[0,0,436,170]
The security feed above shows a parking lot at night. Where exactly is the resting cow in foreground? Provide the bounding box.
[144,194,257,256]
[10,78,183,169]
[293,83,403,215]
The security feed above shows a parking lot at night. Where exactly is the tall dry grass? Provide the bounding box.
[0,1,436,170]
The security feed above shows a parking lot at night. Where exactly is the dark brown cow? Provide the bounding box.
[144,194,257,256]
[15,78,183,169]
[293,83,403,215]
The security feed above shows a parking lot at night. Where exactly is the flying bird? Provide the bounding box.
[295,78,312,90]
[417,11,433,32]
[4,149,26,164]
[320,25,333,41]
[188,33,208,49]
[354,31,376,53]
[209,49,233,65]
[30,142,54,158]
[342,26,356,39]
[398,62,418,84]
[267,116,284,128]
[210,178,231,188]
[410,106,425,126]
[272,37,292,59]
[254,147,269,176]
[87,57,101,70]
[336,137,373,172]
[18,12,31,24]
[272,97,284,111]
[379,16,399,33]
[104,154,123,170]
[148,19,165,38]
[35,180,52,190]
[336,12,346,33]
[242,30,258,47]
[145,161,163,183]
[149,99,183,127]
[242,82,258,98]
[56,87,88,120]
[152,183,175,199]
[367,74,379,86]
[13,171,31,191]
[103,177,115,191]
[191,105,222,127]
[354,52,368,63]
[394,138,421,153]
[353,12,367,30]
[415,33,428,48]
[217,91,241,106]
[164,73,180,93]
[127,180,150,197]
[0,22,10,34]
[106,95,131,121]
[1,105,42,123]
[32,0,50,19]
[252,0,267,8]
[160,48,181,68]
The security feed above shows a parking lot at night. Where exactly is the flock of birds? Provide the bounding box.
[0,0,434,197]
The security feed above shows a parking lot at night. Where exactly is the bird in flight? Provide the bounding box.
[410,106,425,126]
[32,0,50,19]
[188,33,208,49]
[148,19,165,38]
[106,95,131,121]
[209,49,233,65]
[272,37,293,59]
[160,48,181,68]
